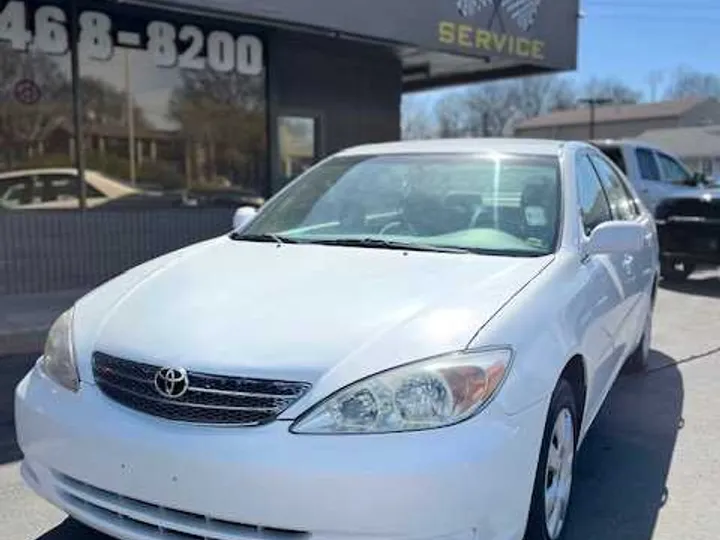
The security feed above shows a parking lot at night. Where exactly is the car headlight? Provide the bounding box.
[39,308,79,392]
[291,347,512,434]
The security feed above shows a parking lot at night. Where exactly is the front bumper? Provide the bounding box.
[657,220,720,264]
[15,363,547,540]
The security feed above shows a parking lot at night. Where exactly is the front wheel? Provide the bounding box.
[624,305,653,374]
[525,379,578,540]
[660,258,695,282]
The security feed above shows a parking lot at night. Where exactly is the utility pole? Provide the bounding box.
[125,49,137,186]
[577,97,613,140]
[69,0,87,210]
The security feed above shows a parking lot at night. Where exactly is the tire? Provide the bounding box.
[624,304,653,374]
[660,259,695,282]
[525,378,579,540]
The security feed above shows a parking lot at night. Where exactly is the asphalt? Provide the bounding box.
[0,271,719,540]
[0,289,88,356]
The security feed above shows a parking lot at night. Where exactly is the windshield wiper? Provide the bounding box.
[230,232,300,245]
[307,237,472,254]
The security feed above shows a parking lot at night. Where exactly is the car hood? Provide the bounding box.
[73,237,553,386]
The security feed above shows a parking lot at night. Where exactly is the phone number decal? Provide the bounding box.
[0,1,264,75]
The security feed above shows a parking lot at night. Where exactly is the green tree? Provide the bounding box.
[0,44,72,166]
[168,68,266,187]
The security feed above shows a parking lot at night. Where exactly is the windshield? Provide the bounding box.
[240,153,562,256]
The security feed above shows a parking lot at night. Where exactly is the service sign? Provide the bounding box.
[0,0,264,75]
[147,0,578,69]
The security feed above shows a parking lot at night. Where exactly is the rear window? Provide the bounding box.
[595,146,627,173]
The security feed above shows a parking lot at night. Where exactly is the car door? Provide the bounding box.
[633,146,666,212]
[588,152,654,356]
[575,152,626,424]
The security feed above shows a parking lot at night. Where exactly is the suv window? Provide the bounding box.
[635,148,661,181]
[588,154,639,220]
[596,146,627,173]
[657,153,690,184]
[576,155,612,236]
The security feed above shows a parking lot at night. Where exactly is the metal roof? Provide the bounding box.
[515,98,710,130]
[636,125,720,158]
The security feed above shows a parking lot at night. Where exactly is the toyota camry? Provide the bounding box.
[15,139,659,540]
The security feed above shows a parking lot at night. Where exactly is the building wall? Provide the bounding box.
[515,116,683,140]
[515,100,720,141]
[679,100,720,127]
[268,31,402,192]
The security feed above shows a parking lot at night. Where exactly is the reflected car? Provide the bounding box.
[15,139,659,540]
[0,168,139,210]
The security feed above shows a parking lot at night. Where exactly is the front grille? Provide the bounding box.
[656,197,720,221]
[53,471,309,540]
[92,352,311,426]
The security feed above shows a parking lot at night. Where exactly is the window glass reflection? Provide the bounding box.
[0,4,73,180]
[278,116,317,187]
[77,1,268,207]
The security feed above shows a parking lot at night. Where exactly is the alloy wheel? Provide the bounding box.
[544,408,575,539]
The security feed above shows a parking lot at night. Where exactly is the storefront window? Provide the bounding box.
[278,115,317,188]
[0,0,73,181]
[1,0,268,209]
[77,0,268,202]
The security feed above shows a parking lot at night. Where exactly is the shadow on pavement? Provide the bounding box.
[36,519,109,539]
[0,353,37,465]
[660,274,720,299]
[565,350,684,540]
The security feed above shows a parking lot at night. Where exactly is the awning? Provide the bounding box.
[117,0,579,91]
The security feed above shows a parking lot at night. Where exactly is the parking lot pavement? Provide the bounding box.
[0,271,718,540]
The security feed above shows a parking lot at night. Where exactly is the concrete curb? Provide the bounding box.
[0,329,48,356]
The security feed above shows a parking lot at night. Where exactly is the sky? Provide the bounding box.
[409,0,720,105]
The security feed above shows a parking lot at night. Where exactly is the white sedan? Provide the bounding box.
[15,139,659,540]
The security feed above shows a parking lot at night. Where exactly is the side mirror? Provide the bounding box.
[233,206,258,231]
[586,221,645,256]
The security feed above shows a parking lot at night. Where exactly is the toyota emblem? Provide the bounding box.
[154,367,190,399]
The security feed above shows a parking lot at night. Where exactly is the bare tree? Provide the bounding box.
[462,74,577,136]
[79,77,150,130]
[646,71,664,102]
[436,93,471,138]
[581,77,642,104]
[169,68,266,187]
[401,95,436,140]
[663,66,720,100]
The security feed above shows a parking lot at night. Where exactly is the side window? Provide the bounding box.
[657,153,690,184]
[0,176,36,207]
[576,155,612,236]
[635,148,661,181]
[597,146,627,174]
[39,174,104,202]
[588,155,640,220]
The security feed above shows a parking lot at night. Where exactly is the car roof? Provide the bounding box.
[337,138,574,157]
[590,138,666,152]
[0,167,81,179]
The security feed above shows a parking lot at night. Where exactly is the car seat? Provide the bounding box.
[520,177,558,249]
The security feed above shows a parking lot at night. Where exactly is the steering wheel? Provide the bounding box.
[470,210,525,234]
[380,220,416,235]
